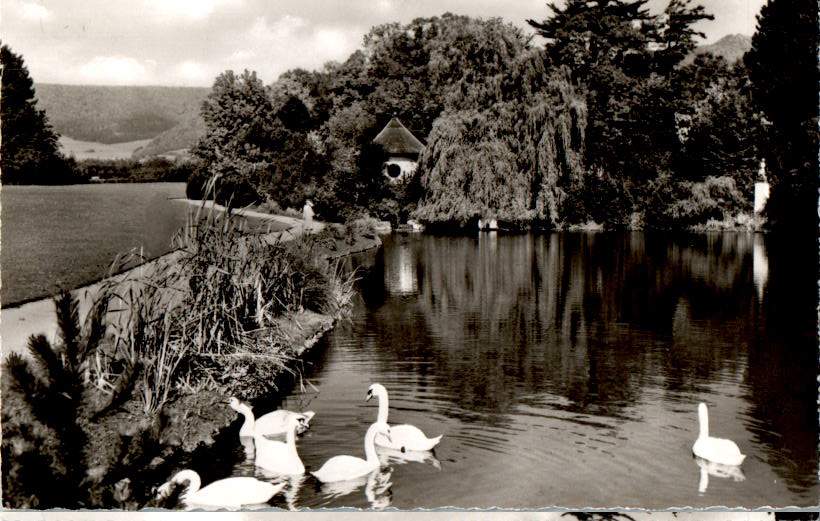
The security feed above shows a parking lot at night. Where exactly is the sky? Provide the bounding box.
[1,0,767,87]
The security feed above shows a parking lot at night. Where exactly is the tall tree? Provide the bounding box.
[192,70,277,206]
[1,44,71,184]
[744,0,819,231]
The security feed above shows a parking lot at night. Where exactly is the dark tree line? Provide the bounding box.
[0,44,76,184]
[744,0,819,232]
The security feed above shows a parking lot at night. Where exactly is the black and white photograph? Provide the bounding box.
[0,0,817,515]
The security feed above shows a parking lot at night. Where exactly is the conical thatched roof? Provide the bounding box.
[373,117,425,155]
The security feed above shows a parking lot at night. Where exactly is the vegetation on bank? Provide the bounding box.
[2,0,816,231]
[181,1,814,231]
[1,193,373,509]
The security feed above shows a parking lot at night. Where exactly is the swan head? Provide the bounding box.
[156,470,199,502]
[367,383,387,402]
[227,396,251,413]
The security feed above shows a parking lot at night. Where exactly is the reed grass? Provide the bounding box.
[88,175,358,410]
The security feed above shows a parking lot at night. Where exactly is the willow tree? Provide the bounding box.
[414,62,587,228]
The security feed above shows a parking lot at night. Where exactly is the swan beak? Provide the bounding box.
[366,391,373,402]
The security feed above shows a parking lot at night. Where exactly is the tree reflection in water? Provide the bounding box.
[354,232,817,496]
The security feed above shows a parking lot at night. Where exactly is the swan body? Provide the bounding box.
[367,383,442,451]
[254,415,306,475]
[227,397,314,437]
[312,421,391,483]
[692,402,746,466]
[157,469,282,509]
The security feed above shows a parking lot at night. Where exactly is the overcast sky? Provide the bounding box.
[2,0,766,87]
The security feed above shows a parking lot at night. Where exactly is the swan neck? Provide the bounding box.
[176,470,201,496]
[240,405,255,431]
[376,392,389,424]
[286,422,298,455]
[364,425,379,464]
[698,405,709,439]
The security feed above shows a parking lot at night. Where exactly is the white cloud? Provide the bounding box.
[249,15,309,42]
[176,60,212,85]
[78,56,152,85]
[238,16,360,80]
[148,0,241,22]
[21,2,51,20]
[229,50,256,61]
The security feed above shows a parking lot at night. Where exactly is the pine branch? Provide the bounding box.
[55,292,81,371]
[4,352,42,398]
[26,334,66,389]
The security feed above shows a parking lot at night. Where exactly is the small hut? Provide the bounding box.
[372,117,425,184]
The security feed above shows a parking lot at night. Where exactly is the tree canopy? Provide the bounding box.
[190,5,767,231]
[1,44,73,184]
[744,0,819,231]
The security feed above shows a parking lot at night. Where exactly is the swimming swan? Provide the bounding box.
[254,415,306,475]
[157,469,282,509]
[367,383,442,451]
[311,421,392,483]
[227,397,314,437]
[692,402,746,466]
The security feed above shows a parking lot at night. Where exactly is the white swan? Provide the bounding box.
[692,402,746,466]
[254,415,306,475]
[227,397,314,437]
[367,383,442,451]
[156,469,282,509]
[311,421,392,483]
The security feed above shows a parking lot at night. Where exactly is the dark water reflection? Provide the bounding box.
[226,232,817,509]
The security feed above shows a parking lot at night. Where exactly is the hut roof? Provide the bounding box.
[372,117,425,155]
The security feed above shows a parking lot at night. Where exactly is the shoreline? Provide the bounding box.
[0,198,328,361]
[1,201,382,509]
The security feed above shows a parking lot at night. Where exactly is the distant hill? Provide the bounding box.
[34,83,208,148]
[684,34,752,65]
[131,111,205,160]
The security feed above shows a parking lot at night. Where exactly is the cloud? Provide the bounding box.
[226,15,361,82]
[175,60,212,85]
[78,55,152,85]
[248,15,309,42]
[148,0,241,22]
[21,1,51,21]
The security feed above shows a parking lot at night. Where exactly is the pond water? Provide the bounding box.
[216,232,818,510]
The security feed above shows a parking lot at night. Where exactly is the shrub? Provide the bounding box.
[668,175,746,227]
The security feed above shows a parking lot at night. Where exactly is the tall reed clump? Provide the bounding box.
[94,184,356,406]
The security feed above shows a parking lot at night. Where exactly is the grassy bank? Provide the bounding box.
[1,201,381,509]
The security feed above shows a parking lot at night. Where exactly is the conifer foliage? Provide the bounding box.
[744,0,819,231]
[0,44,72,184]
[1,293,159,509]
